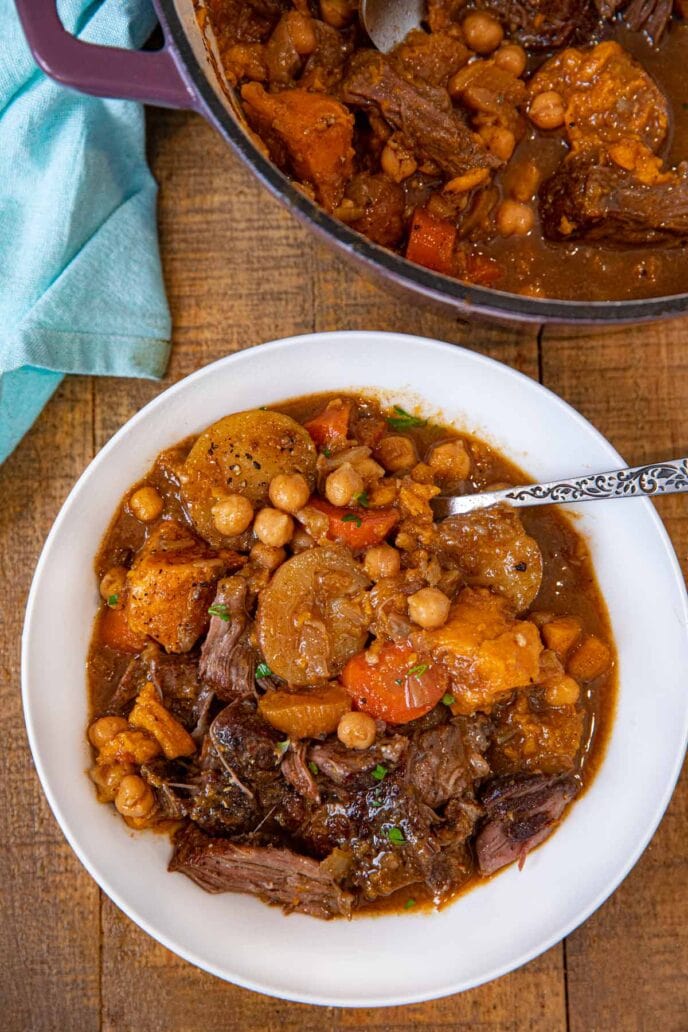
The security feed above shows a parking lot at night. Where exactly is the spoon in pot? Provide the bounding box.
[360,0,425,51]
[430,457,688,518]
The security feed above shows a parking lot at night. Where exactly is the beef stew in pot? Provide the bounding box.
[201,0,688,300]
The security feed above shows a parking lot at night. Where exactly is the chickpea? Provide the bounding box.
[337,711,377,751]
[462,11,504,54]
[496,200,535,237]
[115,774,156,820]
[99,566,128,605]
[290,527,316,554]
[375,435,418,473]
[528,90,566,130]
[494,42,527,77]
[90,761,134,802]
[88,715,129,750]
[478,125,516,162]
[353,457,386,483]
[408,587,451,629]
[286,10,317,54]
[510,160,541,202]
[381,138,418,183]
[320,0,356,29]
[212,494,254,536]
[267,472,309,514]
[253,507,294,548]
[364,543,401,581]
[250,541,287,572]
[129,485,163,523]
[325,463,365,507]
[428,439,471,480]
[544,675,580,707]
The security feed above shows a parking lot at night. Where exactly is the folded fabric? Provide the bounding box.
[0,0,171,463]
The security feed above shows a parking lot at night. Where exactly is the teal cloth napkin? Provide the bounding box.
[0,0,171,463]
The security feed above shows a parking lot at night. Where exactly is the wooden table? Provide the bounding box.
[1,107,686,1032]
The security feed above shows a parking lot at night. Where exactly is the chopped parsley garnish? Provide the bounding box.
[407,662,429,678]
[404,898,416,910]
[442,693,456,706]
[370,790,384,808]
[342,513,362,528]
[255,662,272,680]
[394,677,403,686]
[308,761,319,776]
[208,603,230,622]
[354,490,369,508]
[372,764,388,782]
[386,826,405,845]
[322,446,332,458]
[107,594,119,608]
[275,739,290,759]
[386,405,427,431]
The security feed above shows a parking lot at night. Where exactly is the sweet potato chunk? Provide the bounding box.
[241,83,355,210]
[530,41,669,167]
[567,634,612,681]
[542,616,582,660]
[125,521,225,653]
[97,729,161,766]
[129,682,196,759]
[413,587,542,715]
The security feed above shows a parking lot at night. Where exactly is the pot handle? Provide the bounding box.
[15,0,197,110]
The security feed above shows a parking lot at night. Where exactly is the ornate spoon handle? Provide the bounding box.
[431,458,688,518]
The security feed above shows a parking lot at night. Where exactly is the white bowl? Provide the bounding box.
[23,332,688,1007]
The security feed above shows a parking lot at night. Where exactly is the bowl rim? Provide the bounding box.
[22,331,688,1006]
[157,0,688,326]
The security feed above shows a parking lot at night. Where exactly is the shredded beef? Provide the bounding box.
[169,825,353,918]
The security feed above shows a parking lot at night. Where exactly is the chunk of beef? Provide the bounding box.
[406,719,489,809]
[406,722,470,809]
[107,644,209,731]
[309,734,408,785]
[200,576,256,699]
[140,760,195,820]
[241,83,355,210]
[341,51,497,179]
[540,153,688,245]
[475,772,579,875]
[436,504,543,612]
[125,520,226,653]
[204,0,287,46]
[300,20,356,92]
[346,773,439,900]
[169,825,353,918]
[623,0,673,40]
[209,699,282,787]
[476,0,602,48]
[343,172,406,247]
[281,741,320,804]
[392,28,469,88]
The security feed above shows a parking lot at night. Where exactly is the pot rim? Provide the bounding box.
[158,0,688,325]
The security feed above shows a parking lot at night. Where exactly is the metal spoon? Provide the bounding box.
[430,457,688,519]
[360,0,424,52]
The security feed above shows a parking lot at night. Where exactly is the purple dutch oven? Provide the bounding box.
[15,0,688,325]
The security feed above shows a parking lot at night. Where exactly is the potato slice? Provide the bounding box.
[256,547,370,686]
[182,409,317,545]
[258,684,351,739]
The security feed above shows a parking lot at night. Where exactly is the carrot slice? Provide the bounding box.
[309,497,399,550]
[304,399,352,447]
[406,208,457,276]
[341,642,449,724]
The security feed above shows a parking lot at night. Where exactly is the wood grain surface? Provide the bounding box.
[1,108,686,1032]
